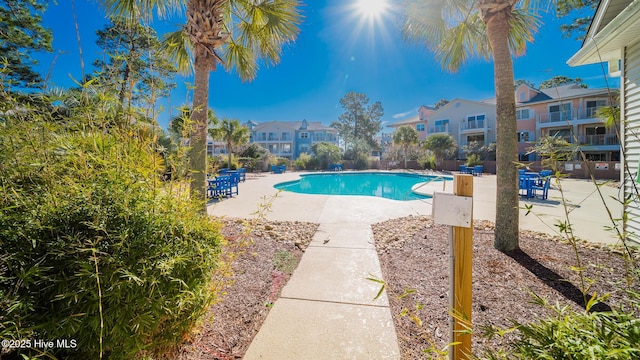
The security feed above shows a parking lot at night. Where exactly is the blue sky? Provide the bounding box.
[34,0,617,131]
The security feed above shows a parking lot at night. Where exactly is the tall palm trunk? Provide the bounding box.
[187,0,228,202]
[189,47,211,201]
[483,1,520,251]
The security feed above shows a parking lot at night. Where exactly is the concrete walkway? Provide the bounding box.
[207,171,625,359]
[243,212,400,359]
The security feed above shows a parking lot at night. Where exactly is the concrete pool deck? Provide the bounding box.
[208,170,624,245]
[207,170,625,359]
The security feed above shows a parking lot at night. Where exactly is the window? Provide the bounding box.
[282,144,291,153]
[586,127,606,136]
[549,103,571,121]
[433,119,449,133]
[518,131,530,142]
[549,128,572,142]
[516,109,530,120]
[586,100,607,117]
[268,132,277,141]
[299,132,308,139]
[520,92,526,101]
[282,132,290,141]
[466,115,485,129]
[268,144,278,153]
[586,127,607,145]
[467,135,484,143]
[416,124,425,132]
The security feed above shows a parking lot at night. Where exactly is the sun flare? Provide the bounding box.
[355,0,388,19]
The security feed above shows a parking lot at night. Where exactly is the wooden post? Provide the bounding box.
[450,174,473,359]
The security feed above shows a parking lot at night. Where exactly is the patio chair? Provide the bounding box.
[238,167,246,182]
[472,165,483,176]
[531,177,551,200]
[208,175,234,198]
[228,172,240,196]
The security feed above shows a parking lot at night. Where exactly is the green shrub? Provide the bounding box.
[293,153,320,170]
[482,289,640,359]
[419,152,436,170]
[0,118,222,359]
[354,152,370,170]
[465,153,482,166]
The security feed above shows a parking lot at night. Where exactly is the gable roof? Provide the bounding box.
[433,98,496,113]
[568,0,640,66]
[387,115,421,128]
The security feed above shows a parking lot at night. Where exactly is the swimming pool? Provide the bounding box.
[274,172,449,201]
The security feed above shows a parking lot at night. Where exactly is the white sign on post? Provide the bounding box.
[432,192,473,228]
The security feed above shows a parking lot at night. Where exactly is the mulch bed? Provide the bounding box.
[374,215,639,359]
[175,216,638,359]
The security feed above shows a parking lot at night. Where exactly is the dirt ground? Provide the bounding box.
[176,216,638,359]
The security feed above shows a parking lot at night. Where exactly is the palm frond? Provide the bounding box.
[402,0,449,48]
[229,0,301,69]
[101,0,184,21]
[404,0,541,71]
[161,29,194,75]
[437,11,490,71]
[508,8,541,56]
[223,39,258,81]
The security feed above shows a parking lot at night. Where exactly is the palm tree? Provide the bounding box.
[169,105,217,140]
[209,118,249,169]
[392,126,419,169]
[103,0,302,201]
[403,0,554,252]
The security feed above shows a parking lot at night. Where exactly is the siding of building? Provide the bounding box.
[623,40,640,239]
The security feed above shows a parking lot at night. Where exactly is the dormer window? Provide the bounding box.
[520,92,526,101]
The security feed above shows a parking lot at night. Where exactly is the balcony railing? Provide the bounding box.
[428,124,449,134]
[460,119,485,131]
[538,107,607,124]
[579,134,620,146]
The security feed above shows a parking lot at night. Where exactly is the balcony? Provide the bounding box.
[579,134,620,146]
[460,119,486,132]
[537,107,607,125]
[428,124,449,134]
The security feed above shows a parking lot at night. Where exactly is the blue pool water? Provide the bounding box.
[274,172,447,201]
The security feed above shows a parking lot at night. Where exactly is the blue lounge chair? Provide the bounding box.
[472,165,483,176]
